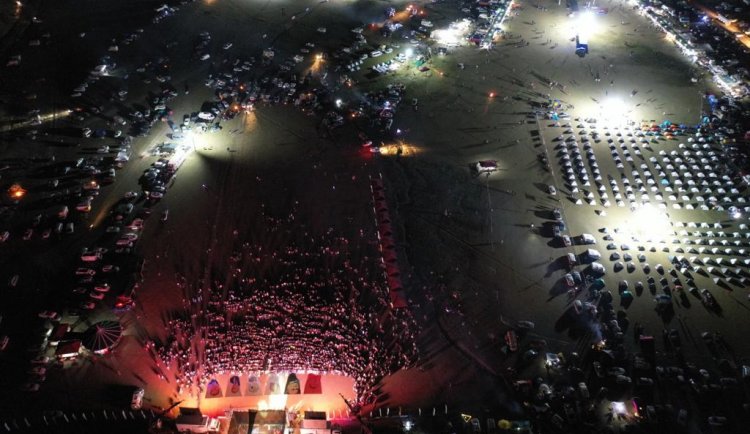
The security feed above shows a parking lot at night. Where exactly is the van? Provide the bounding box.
[585,249,601,260]
[581,233,596,244]
[56,206,69,220]
[590,262,606,275]
[567,253,577,268]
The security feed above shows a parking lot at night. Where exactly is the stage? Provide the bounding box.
[172,373,357,419]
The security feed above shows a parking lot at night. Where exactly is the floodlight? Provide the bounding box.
[612,401,627,415]
[630,204,672,241]
[575,10,599,38]
[600,97,628,125]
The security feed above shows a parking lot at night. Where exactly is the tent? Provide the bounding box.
[82,320,122,354]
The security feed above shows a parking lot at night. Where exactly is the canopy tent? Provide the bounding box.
[82,320,122,354]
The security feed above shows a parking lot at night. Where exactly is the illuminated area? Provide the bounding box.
[172,373,356,417]
[599,97,627,125]
[308,53,325,74]
[579,96,640,128]
[6,0,750,429]
[623,204,674,243]
[431,19,471,46]
[572,10,600,39]
[7,183,26,200]
[372,142,421,156]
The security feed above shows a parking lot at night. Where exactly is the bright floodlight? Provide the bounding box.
[432,19,471,46]
[575,11,599,38]
[600,97,627,123]
[612,401,627,415]
[630,204,672,242]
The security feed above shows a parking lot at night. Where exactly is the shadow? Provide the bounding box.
[554,309,574,332]
[678,291,691,308]
[547,280,569,299]
[545,257,568,277]
[655,302,675,323]
[617,311,630,333]
[533,209,556,220]
[620,294,634,309]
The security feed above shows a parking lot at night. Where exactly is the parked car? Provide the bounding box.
[89,291,105,300]
[37,311,60,320]
[102,264,119,273]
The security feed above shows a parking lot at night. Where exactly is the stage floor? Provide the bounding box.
[178,373,356,418]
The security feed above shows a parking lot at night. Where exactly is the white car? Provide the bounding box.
[200,54,210,61]
[75,268,96,276]
[120,233,138,242]
[223,42,232,50]
[317,27,327,33]
[370,50,383,58]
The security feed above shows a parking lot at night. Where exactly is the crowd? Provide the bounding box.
[155,211,419,400]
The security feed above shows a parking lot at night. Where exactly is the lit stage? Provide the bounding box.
[173,372,356,419]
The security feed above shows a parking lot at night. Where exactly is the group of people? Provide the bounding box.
[155,213,419,400]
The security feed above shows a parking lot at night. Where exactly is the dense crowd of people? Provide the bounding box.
[156,212,419,399]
